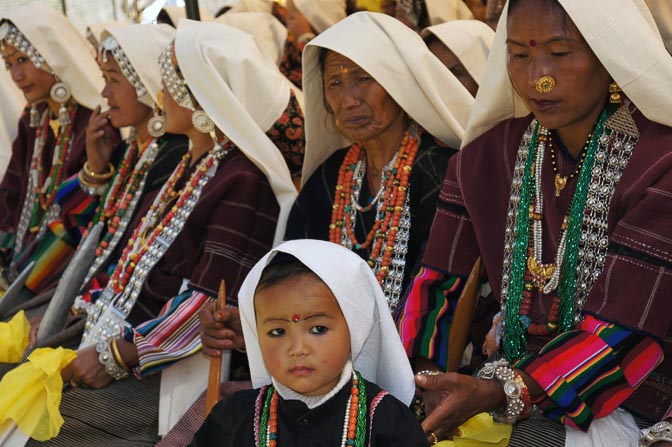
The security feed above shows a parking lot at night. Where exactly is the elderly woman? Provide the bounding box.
[14,21,300,446]
[0,3,115,293]
[284,11,473,310]
[9,25,189,319]
[398,0,672,445]
[422,19,494,97]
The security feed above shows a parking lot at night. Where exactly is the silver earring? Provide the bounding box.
[50,80,72,127]
[147,108,165,138]
[29,104,40,128]
[191,109,214,134]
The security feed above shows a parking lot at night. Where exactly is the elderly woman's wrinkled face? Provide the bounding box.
[101,56,152,130]
[2,43,55,105]
[506,0,611,133]
[323,51,404,144]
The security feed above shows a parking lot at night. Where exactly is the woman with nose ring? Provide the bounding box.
[398,0,672,445]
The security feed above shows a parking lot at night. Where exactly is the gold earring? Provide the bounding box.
[609,81,622,104]
[535,75,556,94]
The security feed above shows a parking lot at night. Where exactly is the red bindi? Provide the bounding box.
[292,314,300,322]
[529,39,537,47]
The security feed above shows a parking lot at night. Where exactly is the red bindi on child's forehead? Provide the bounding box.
[529,39,537,47]
[292,314,300,323]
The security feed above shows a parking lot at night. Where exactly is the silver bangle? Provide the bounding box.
[95,339,129,381]
[416,369,442,376]
[639,421,672,447]
[477,359,525,424]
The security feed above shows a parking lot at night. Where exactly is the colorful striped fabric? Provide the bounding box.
[24,220,76,291]
[129,289,214,378]
[396,266,464,371]
[515,315,664,431]
[55,173,101,240]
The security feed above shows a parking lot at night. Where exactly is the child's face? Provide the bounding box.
[255,275,351,396]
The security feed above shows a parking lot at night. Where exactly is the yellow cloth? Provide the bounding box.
[356,0,383,12]
[436,413,512,447]
[0,347,77,441]
[0,310,30,363]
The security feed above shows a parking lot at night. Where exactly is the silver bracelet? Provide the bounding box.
[416,369,442,376]
[639,421,672,447]
[477,359,525,424]
[96,339,129,381]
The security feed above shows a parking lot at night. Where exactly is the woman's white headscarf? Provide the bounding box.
[101,24,175,108]
[174,20,297,244]
[216,12,287,66]
[238,239,415,405]
[422,20,495,86]
[0,1,103,110]
[293,0,346,33]
[161,6,215,24]
[426,0,474,25]
[231,0,275,13]
[301,11,474,183]
[463,0,672,146]
[86,21,123,51]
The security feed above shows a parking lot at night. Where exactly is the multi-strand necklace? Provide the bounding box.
[329,124,419,310]
[82,137,161,287]
[499,104,639,361]
[12,103,77,268]
[82,141,230,344]
[254,371,367,447]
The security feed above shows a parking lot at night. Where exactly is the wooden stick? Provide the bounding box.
[205,280,226,416]
[447,257,482,373]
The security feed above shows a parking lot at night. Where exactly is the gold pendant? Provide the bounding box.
[527,257,556,291]
[554,174,567,197]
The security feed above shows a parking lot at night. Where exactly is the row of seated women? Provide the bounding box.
[0,0,670,446]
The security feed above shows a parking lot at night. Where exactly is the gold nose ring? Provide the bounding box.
[535,75,556,94]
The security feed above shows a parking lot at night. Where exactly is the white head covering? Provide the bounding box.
[293,0,346,33]
[463,0,672,146]
[161,6,215,25]
[216,12,287,66]
[301,11,474,182]
[426,0,474,25]
[231,0,275,13]
[238,239,415,406]
[422,20,495,86]
[0,2,103,110]
[0,69,24,174]
[174,20,297,244]
[101,24,175,108]
[644,0,672,53]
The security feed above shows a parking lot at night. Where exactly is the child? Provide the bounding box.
[192,239,428,446]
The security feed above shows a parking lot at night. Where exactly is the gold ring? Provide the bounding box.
[69,379,79,388]
[428,432,439,445]
[535,75,556,94]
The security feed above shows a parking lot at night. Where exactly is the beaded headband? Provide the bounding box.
[158,41,194,111]
[0,21,52,73]
[100,35,152,107]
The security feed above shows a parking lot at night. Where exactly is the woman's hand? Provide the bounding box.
[199,303,245,357]
[67,345,114,389]
[85,106,117,174]
[416,372,505,441]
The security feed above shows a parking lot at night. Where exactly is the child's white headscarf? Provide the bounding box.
[238,239,415,406]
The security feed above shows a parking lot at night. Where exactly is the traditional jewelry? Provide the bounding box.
[83,161,115,182]
[96,336,129,380]
[535,75,555,94]
[49,79,72,127]
[499,102,639,361]
[11,104,78,271]
[158,41,195,110]
[329,123,419,310]
[191,109,215,134]
[147,107,166,138]
[639,421,672,447]
[78,170,109,196]
[548,132,590,197]
[477,359,531,424]
[416,370,442,376]
[81,141,231,347]
[29,104,40,128]
[291,314,300,322]
[254,371,367,447]
[609,81,623,105]
[428,432,439,445]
